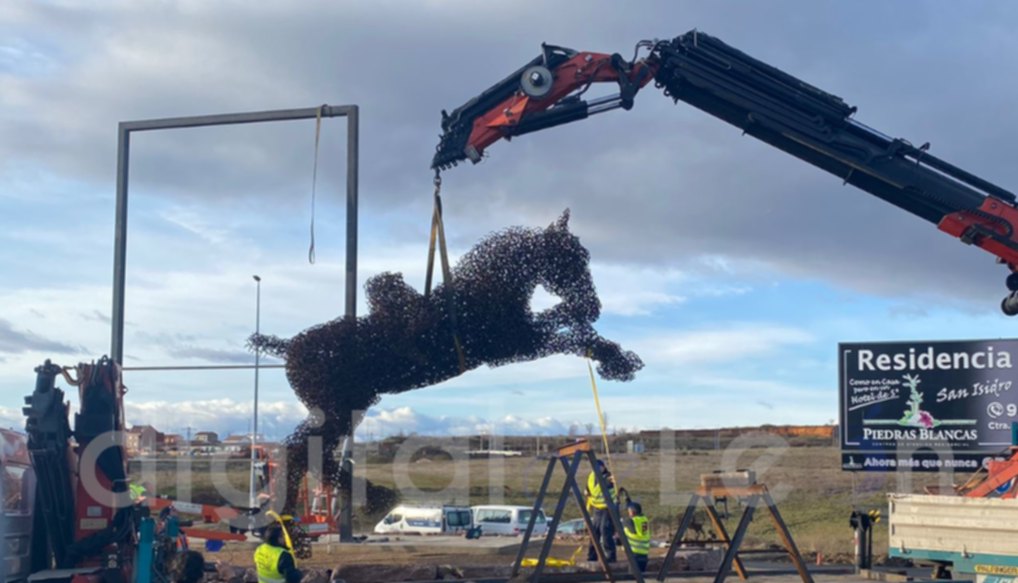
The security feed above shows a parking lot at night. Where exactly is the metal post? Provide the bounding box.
[763,491,814,583]
[249,275,261,508]
[703,499,748,579]
[339,105,359,542]
[714,496,757,583]
[657,494,700,582]
[531,452,589,583]
[866,522,873,571]
[511,457,558,577]
[853,519,863,572]
[345,105,359,319]
[133,517,155,583]
[111,126,130,364]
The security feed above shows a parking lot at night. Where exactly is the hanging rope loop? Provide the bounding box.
[308,105,325,264]
[423,171,467,373]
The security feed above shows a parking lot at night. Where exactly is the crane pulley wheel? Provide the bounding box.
[1006,271,1018,292]
[520,65,554,98]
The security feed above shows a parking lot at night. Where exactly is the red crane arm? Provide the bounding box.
[433,45,657,170]
[465,52,657,158]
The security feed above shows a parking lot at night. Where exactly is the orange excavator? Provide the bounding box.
[433,30,1018,314]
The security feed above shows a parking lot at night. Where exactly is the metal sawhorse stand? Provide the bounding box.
[511,439,646,582]
[656,471,813,583]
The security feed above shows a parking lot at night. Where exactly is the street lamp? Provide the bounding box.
[249,275,261,509]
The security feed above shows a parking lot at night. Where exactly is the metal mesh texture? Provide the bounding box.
[250,210,643,509]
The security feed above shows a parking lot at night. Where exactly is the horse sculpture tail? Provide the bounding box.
[247,333,291,359]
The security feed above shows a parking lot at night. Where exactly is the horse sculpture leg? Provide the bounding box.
[545,324,644,382]
[276,422,312,514]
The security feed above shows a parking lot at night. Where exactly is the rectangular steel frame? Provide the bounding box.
[110,104,359,541]
[112,105,359,363]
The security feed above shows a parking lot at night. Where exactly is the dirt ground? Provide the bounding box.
[205,538,590,568]
[199,538,726,583]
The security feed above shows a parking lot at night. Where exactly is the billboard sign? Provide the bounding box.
[840,339,1018,472]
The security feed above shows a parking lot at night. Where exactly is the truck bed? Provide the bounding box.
[889,493,1018,581]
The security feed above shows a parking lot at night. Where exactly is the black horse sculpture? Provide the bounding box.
[251,210,643,508]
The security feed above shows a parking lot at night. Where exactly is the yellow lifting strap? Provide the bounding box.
[424,172,467,373]
[520,545,585,568]
[586,355,616,481]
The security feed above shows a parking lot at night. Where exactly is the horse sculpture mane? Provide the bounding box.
[251,210,643,509]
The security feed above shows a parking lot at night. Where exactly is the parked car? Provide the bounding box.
[373,504,472,535]
[471,505,548,537]
[554,518,587,537]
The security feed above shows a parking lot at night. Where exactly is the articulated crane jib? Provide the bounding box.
[433,30,1018,313]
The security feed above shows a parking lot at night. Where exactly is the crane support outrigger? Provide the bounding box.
[433,30,1018,314]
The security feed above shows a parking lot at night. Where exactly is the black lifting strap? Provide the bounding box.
[425,172,467,373]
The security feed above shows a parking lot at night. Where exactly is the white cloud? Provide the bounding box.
[159,206,232,245]
[633,324,815,366]
[591,264,687,316]
[357,406,579,438]
[5,388,837,442]
[0,318,82,355]
[682,375,831,405]
[589,259,756,317]
[0,406,22,431]
[126,398,308,439]
[122,399,585,439]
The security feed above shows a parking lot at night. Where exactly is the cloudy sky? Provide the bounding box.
[3,1,1018,440]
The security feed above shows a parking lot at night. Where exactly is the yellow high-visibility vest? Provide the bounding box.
[254,544,286,583]
[586,472,614,510]
[128,483,147,501]
[624,515,651,556]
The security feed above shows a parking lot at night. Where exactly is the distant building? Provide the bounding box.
[220,434,251,455]
[150,430,278,457]
[162,434,186,451]
[126,425,164,456]
[192,431,219,445]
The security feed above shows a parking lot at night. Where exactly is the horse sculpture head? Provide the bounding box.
[532,209,601,326]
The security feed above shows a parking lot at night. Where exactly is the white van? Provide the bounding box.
[471,505,548,537]
[373,504,472,535]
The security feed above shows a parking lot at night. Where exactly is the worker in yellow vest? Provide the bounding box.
[128,482,148,503]
[254,524,302,583]
[623,502,651,572]
[584,459,617,563]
